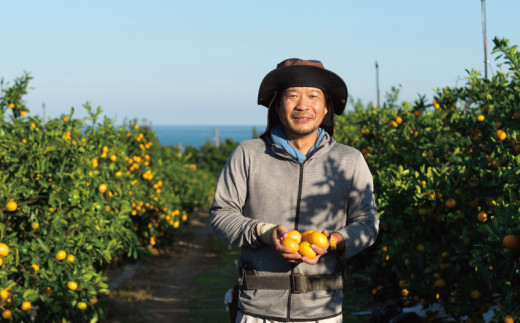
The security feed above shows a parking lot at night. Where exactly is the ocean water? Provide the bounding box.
[151,125,265,148]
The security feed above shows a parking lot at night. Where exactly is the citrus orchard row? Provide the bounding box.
[0,75,215,321]
[334,37,520,322]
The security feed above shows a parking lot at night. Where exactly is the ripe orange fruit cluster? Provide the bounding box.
[281,230,328,259]
[496,129,507,141]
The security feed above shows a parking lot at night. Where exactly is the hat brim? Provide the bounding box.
[257,65,348,115]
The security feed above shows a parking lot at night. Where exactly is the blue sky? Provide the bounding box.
[2,1,519,125]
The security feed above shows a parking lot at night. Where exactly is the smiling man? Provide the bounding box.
[277,87,328,152]
[210,58,379,322]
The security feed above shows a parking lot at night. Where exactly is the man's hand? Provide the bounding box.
[271,225,303,263]
[300,229,330,265]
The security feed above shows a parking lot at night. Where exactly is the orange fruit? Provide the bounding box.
[299,241,316,259]
[477,212,488,222]
[78,301,87,310]
[67,281,78,290]
[434,279,446,289]
[309,231,328,249]
[301,230,314,243]
[282,237,299,254]
[21,301,31,311]
[513,111,520,121]
[390,120,398,127]
[55,250,67,261]
[1,309,12,319]
[496,130,507,141]
[399,280,407,288]
[446,199,457,209]
[67,254,75,262]
[470,289,481,299]
[0,289,8,300]
[286,230,302,244]
[6,200,17,212]
[416,244,425,252]
[0,243,9,258]
[401,288,409,297]
[503,235,518,249]
[477,114,485,122]
[396,116,403,124]
[31,222,39,230]
[110,154,117,162]
[504,316,514,323]
[31,264,40,272]
[98,183,108,193]
[433,100,440,109]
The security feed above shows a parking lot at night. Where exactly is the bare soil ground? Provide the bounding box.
[101,209,238,323]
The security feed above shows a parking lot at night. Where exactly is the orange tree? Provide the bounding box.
[0,76,215,321]
[334,37,520,321]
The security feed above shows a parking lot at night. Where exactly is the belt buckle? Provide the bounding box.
[290,273,309,294]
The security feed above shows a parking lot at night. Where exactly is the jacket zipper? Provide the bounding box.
[287,163,305,320]
[270,140,328,320]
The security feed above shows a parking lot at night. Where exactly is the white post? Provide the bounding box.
[375,61,381,108]
[481,0,489,79]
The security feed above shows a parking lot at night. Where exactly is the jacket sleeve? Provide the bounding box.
[336,152,379,259]
[209,143,265,248]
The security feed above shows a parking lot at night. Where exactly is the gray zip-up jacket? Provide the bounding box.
[210,133,379,321]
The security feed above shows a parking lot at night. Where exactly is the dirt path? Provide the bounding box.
[101,209,238,323]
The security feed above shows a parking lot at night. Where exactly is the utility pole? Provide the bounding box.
[481,0,489,79]
[375,61,381,108]
[213,128,220,147]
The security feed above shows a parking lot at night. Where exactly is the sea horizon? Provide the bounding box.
[151,124,265,148]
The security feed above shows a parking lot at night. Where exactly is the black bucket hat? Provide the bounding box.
[258,58,348,136]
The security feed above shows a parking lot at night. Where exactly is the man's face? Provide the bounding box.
[277,87,328,139]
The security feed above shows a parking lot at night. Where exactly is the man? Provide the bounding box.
[210,58,379,322]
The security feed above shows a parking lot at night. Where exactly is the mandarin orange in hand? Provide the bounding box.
[301,230,314,243]
[282,237,299,254]
[286,230,302,243]
[298,241,316,259]
[309,231,328,249]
